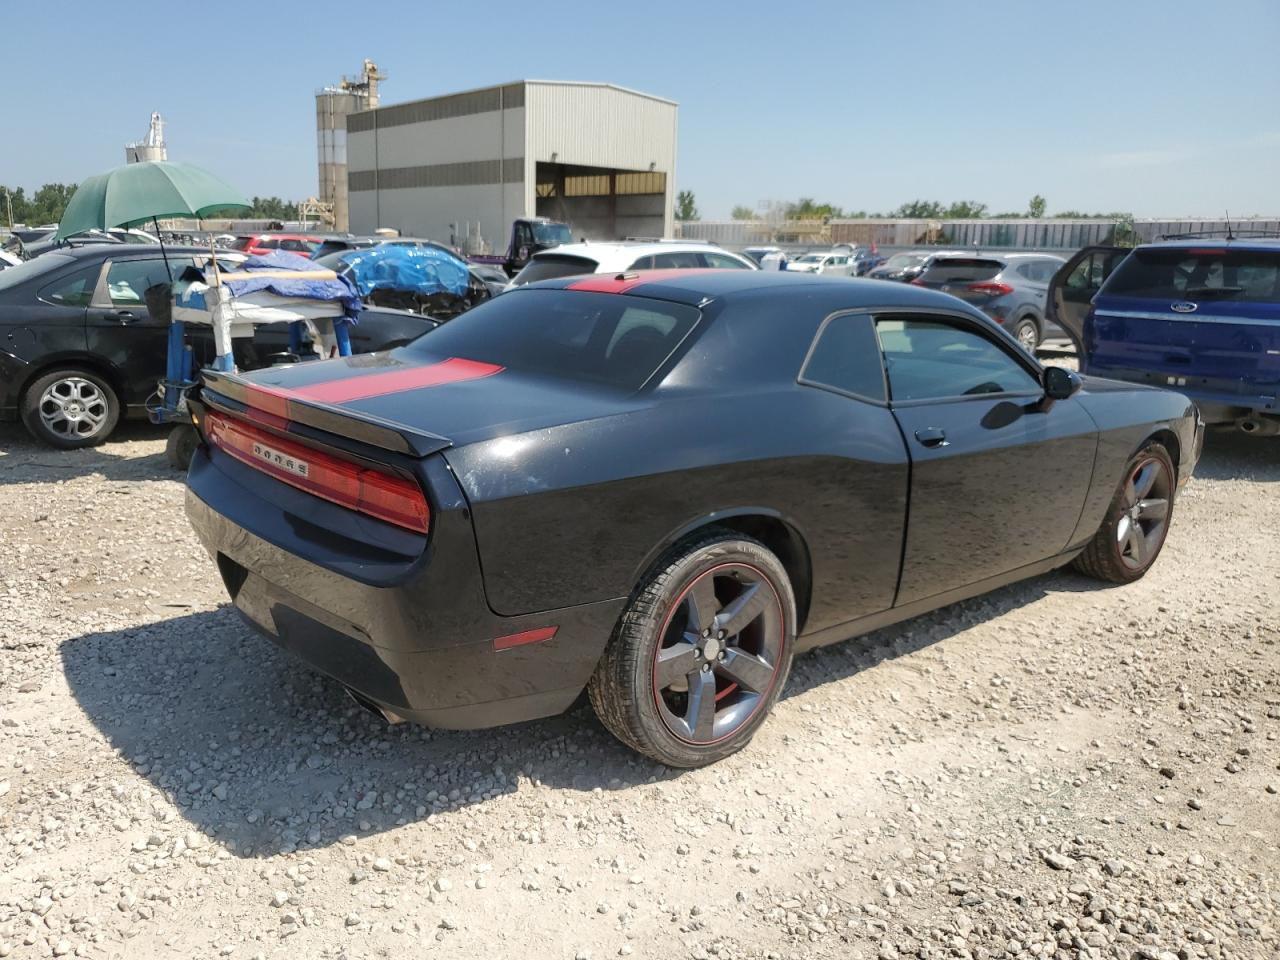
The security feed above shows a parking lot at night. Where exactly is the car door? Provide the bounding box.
[1046,246,1127,355]
[877,311,1097,605]
[85,255,188,412]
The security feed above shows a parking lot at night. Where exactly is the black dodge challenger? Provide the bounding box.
[184,270,1203,767]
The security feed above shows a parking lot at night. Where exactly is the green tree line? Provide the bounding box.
[1,182,301,228]
[723,194,1132,222]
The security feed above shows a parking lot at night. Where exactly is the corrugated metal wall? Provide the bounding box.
[526,83,677,239]
[678,218,1280,252]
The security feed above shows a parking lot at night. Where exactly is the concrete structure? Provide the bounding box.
[125,113,166,164]
[345,80,677,249]
[317,60,384,232]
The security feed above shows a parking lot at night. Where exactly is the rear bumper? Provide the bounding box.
[1087,363,1276,423]
[185,446,624,729]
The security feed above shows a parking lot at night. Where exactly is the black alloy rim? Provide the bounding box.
[651,563,785,744]
[1116,456,1173,570]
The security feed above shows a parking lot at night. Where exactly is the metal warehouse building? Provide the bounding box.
[345,80,677,249]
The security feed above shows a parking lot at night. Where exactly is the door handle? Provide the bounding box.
[914,426,949,448]
[113,310,139,323]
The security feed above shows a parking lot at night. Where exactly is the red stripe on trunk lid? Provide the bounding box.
[289,357,504,404]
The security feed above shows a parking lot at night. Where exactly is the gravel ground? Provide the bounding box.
[1,421,1277,960]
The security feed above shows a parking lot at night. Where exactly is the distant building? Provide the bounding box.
[316,60,384,233]
[343,80,677,249]
[125,113,166,164]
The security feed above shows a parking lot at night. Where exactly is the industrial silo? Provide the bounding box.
[316,60,382,232]
[125,113,167,164]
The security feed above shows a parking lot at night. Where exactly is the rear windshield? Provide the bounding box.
[1103,247,1280,303]
[407,289,701,391]
[0,253,74,292]
[230,236,254,251]
[919,257,1004,283]
[511,254,599,286]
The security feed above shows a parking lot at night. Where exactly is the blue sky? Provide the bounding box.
[5,0,1277,219]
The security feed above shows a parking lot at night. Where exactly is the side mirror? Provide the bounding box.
[1042,365,1083,401]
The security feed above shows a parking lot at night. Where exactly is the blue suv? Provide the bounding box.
[1048,239,1280,436]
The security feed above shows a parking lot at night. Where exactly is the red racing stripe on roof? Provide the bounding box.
[566,268,719,294]
[288,357,504,404]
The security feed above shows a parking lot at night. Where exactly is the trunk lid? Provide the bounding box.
[1088,293,1280,394]
[203,350,646,454]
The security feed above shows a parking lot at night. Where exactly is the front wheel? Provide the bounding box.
[588,530,796,768]
[1072,442,1176,583]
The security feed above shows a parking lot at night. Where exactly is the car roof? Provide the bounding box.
[56,243,214,260]
[1138,238,1280,253]
[533,240,736,257]
[519,267,989,312]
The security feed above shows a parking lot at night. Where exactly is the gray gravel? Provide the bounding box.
[1,421,1277,959]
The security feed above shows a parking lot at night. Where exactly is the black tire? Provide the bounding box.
[20,368,120,449]
[588,529,796,768]
[1072,442,1176,584]
[1012,316,1040,352]
[165,424,199,471]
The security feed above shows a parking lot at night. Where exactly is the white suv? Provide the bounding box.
[508,240,757,288]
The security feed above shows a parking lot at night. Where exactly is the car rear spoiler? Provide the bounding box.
[199,369,452,458]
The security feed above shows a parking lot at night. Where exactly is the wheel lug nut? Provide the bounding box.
[717,630,726,640]
[717,652,725,661]
[701,628,710,638]
[701,664,711,673]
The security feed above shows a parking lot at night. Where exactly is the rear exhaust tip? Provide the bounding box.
[1236,417,1280,437]
[343,686,406,725]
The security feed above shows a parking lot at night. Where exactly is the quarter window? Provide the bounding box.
[800,313,886,401]
[876,318,1039,401]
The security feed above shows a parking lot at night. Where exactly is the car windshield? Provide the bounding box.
[406,289,701,391]
[0,253,75,292]
[532,222,573,245]
[884,254,926,269]
[511,254,600,286]
[1103,247,1280,303]
[918,257,1004,283]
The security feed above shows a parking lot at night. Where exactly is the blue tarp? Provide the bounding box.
[335,243,470,299]
[222,250,362,317]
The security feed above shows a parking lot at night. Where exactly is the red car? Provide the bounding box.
[231,234,321,258]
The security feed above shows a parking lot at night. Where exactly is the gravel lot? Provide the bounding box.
[1,421,1277,960]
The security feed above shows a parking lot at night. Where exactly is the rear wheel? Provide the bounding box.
[588,530,795,768]
[1072,442,1175,583]
[1012,316,1040,352]
[21,368,120,449]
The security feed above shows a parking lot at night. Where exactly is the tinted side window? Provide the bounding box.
[106,259,172,306]
[876,318,1039,401]
[39,265,101,307]
[651,251,701,269]
[701,252,750,269]
[801,313,886,401]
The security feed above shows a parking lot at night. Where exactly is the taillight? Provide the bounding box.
[204,410,429,534]
[967,281,1014,296]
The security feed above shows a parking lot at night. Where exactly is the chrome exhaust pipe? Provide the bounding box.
[343,687,406,725]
